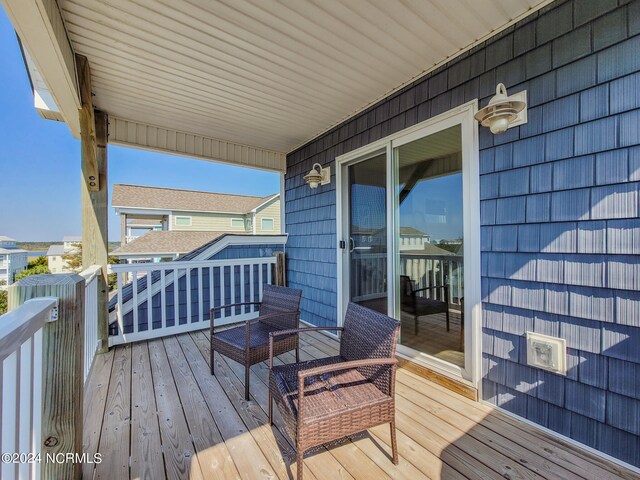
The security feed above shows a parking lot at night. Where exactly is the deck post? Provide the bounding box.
[274,252,286,286]
[78,54,109,353]
[8,274,85,480]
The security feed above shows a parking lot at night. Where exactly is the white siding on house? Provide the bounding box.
[255,199,281,233]
[171,211,249,232]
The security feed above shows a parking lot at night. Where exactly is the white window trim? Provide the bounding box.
[335,99,481,390]
[230,218,245,228]
[174,215,192,226]
[261,217,275,231]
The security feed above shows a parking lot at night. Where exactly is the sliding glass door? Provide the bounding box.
[337,102,479,384]
[346,152,388,315]
[394,125,465,367]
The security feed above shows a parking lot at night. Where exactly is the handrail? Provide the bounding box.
[0,297,57,363]
[79,264,102,284]
[110,256,274,272]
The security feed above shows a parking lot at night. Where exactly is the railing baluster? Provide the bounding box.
[249,264,255,312]
[267,261,272,285]
[186,267,192,324]
[2,351,18,480]
[209,266,214,321]
[32,328,42,480]
[240,264,245,314]
[198,267,203,323]
[258,262,264,299]
[18,340,31,480]
[146,267,153,332]
[117,272,124,338]
[220,266,226,319]
[174,268,179,326]
[160,268,167,329]
[132,273,139,333]
[230,266,236,315]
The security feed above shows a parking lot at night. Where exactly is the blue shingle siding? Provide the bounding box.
[285,0,640,466]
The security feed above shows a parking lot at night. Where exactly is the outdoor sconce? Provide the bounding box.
[474,83,527,134]
[303,163,331,189]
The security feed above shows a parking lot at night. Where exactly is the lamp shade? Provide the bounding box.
[474,83,526,134]
[303,163,324,189]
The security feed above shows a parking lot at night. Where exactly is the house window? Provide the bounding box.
[175,216,192,226]
[231,218,245,228]
[261,218,274,230]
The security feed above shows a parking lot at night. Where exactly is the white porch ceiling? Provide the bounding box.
[52,1,547,160]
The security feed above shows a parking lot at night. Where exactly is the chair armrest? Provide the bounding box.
[297,358,398,414]
[210,302,262,335]
[268,326,344,368]
[412,285,449,296]
[298,357,397,380]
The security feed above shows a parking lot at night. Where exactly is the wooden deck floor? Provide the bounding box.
[83,329,639,480]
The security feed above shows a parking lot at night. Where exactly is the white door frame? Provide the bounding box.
[335,100,482,389]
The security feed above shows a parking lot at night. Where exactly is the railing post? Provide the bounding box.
[274,252,286,286]
[8,274,85,480]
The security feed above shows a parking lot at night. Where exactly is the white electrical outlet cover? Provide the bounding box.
[526,331,566,375]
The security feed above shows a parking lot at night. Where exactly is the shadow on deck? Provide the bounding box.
[82,329,638,480]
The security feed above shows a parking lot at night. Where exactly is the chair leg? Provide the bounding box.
[296,347,300,363]
[446,308,450,332]
[268,391,273,425]
[390,420,399,465]
[245,365,250,401]
[210,347,215,376]
[296,449,304,480]
[414,315,418,335]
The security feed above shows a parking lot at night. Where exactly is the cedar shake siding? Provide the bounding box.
[285,0,640,467]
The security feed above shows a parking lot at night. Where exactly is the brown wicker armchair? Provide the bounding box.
[210,284,302,400]
[268,302,401,480]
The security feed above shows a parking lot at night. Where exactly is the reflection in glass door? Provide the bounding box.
[394,125,465,367]
[347,153,388,315]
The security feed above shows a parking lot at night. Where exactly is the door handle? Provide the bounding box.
[349,237,355,252]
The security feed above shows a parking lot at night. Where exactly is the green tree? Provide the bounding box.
[15,264,50,280]
[27,256,48,269]
[63,243,83,273]
[0,290,7,315]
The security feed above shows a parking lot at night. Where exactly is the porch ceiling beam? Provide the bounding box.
[109,117,286,173]
[2,0,81,136]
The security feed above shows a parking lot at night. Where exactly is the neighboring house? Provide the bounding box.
[46,238,80,274]
[398,226,432,250]
[111,184,281,261]
[0,236,28,285]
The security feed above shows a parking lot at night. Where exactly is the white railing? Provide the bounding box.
[110,256,275,346]
[400,254,464,305]
[0,297,58,480]
[80,265,101,383]
[351,253,464,305]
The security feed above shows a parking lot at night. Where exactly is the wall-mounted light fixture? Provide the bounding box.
[303,163,331,189]
[474,83,527,134]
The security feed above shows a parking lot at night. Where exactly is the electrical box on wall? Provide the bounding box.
[526,331,566,375]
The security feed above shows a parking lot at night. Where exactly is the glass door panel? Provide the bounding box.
[347,153,388,314]
[394,125,465,367]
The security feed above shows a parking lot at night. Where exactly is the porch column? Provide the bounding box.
[78,54,109,353]
[121,213,127,245]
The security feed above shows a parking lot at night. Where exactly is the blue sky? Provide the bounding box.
[0,9,279,242]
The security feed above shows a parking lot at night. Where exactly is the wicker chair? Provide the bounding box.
[210,284,302,400]
[400,275,450,334]
[268,302,401,480]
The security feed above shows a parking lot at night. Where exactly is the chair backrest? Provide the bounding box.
[399,275,414,302]
[259,284,302,316]
[340,302,400,395]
